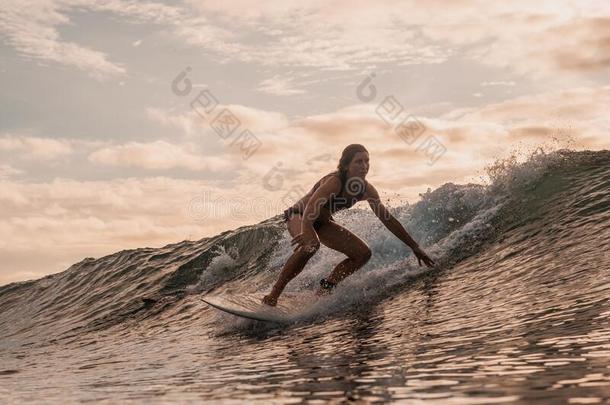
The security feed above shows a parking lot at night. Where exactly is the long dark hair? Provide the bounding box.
[337,144,368,183]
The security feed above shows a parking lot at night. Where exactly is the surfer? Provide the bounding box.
[262,144,435,306]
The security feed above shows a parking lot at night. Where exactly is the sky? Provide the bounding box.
[0,0,609,285]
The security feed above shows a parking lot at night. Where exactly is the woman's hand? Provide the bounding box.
[412,246,435,267]
[291,227,319,253]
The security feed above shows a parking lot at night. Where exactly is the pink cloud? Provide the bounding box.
[88,140,235,171]
[0,134,73,160]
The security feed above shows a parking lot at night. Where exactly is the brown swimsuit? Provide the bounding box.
[282,171,367,230]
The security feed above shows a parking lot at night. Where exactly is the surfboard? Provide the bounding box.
[201,292,313,323]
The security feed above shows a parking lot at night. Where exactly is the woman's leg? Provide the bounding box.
[262,214,320,306]
[315,221,372,290]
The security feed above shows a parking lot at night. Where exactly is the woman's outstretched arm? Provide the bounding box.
[365,183,435,267]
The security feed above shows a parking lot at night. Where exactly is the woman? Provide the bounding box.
[262,144,435,306]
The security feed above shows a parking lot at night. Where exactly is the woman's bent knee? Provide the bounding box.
[353,247,372,265]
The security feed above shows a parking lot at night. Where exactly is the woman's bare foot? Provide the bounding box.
[261,294,278,306]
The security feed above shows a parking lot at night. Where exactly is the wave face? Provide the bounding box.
[1,149,609,404]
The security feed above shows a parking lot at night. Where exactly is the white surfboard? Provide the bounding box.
[201,292,314,323]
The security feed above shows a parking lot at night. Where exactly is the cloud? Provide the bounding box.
[0,175,265,285]
[0,164,23,179]
[0,0,185,80]
[0,134,73,160]
[428,86,610,153]
[475,14,610,78]
[481,81,516,87]
[508,126,555,140]
[248,84,608,197]
[222,104,289,132]
[0,0,126,80]
[550,17,610,72]
[257,75,306,96]
[451,86,610,125]
[146,108,201,137]
[287,105,389,141]
[147,104,289,137]
[178,0,449,70]
[143,85,608,195]
[181,0,610,80]
[88,140,236,171]
[4,0,608,85]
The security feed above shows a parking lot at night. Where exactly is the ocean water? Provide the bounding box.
[0,150,609,404]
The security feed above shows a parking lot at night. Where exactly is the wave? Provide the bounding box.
[0,149,608,343]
